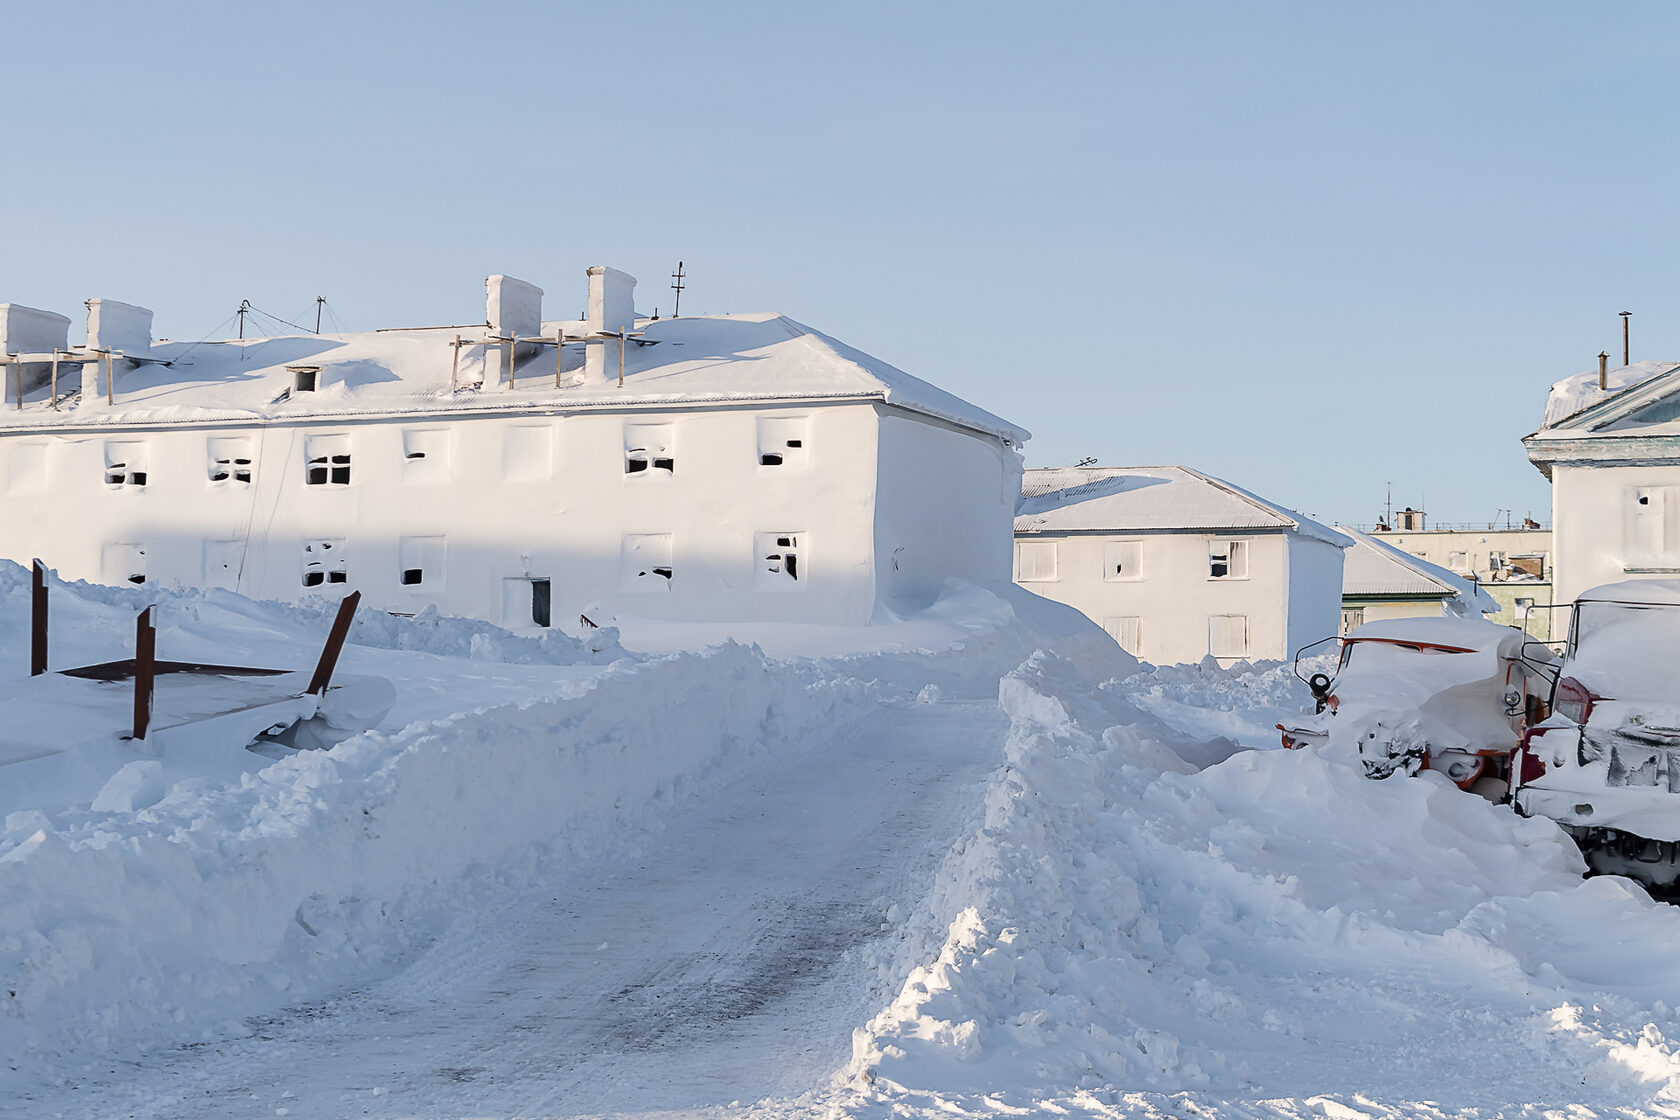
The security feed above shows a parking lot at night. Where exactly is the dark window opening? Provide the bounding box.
[126,572,145,585]
[786,439,802,448]
[303,571,323,587]
[130,471,147,486]
[406,451,426,461]
[764,535,800,582]
[626,456,649,473]
[307,452,352,486]
[106,468,126,485]
[294,369,318,392]
[331,454,350,485]
[1641,495,1651,505]
[760,453,783,466]
[401,568,423,586]
[651,566,673,580]
[653,457,674,473]
[328,570,347,584]
[531,578,552,627]
[308,463,328,485]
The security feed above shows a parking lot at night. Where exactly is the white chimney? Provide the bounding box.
[486,275,543,340]
[85,299,153,355]
[584,266,637,382]
[0,304,71,397]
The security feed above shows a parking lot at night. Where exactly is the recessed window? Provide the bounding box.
[1209,614,1249,658]
[625,423,675,476]
[757,532,804,588]
[104,441,148,488]
[1102,540,1143,581]
[622,533,674,590]
[103,542,147,585]
[398,535,445,589]
[291,366,320,392]
[1103,616,1141,655]
[305,435,351,486]
[501,576,553,628]
[757,416,809,468]
[208,436,254,486]
[1208,540,1248,580]
[402,429,450,485]
[1015,540,1058,582]
[302,538,347,588]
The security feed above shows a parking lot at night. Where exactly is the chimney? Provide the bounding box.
[584,266,638,381]
[0,304,71,399]
[486,275,542,340]
[85,299,153,355]
[1599,351,1609,390]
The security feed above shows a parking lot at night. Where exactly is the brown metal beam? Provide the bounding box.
[307,591,360,696]
[133,607,156,740]
[30,559,46,676]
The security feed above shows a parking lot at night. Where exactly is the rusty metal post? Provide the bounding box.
[505,337,516,390]
[30,560,47,676]
[450,334,461,391]
[133,606,156,740]
[308,590,361,696]
[105,351,114,406]
[618,328,626,388]
[1622,311,1632,366]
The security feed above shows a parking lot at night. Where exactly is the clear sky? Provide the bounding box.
[8,1,1678,529]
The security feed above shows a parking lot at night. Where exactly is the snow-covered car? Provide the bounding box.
[1279,617,1557,799]
[1513,580,1680,890]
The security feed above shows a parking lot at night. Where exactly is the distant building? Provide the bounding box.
[1364,526,1553,638]
[1013,466,1347,665]
[0,267,1028,630]
[1524,358,1680,607]
[1335,526,1499,634]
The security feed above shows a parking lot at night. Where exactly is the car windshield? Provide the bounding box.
[1566,599,1680,698]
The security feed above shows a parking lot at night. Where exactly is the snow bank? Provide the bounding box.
[841,649,1680,1115]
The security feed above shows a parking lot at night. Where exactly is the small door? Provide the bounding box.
[502,576,553,628]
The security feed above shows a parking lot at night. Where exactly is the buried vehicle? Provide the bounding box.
[1513,580,1680,891]
[1279,617,1557,798]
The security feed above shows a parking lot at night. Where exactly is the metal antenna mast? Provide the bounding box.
[670,261,686,318]
[315,297,326,334]
[237,300,252,339]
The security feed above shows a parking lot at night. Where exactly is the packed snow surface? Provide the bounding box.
[6,564,1680,1118]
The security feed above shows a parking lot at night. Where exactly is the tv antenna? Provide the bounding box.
[670,261,686,317]
[1074,456,1098,467]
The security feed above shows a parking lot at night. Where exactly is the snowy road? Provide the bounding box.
[15,698,1006,1120]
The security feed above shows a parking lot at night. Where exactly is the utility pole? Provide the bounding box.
[670,261,686,318]
[315,297,326,334]
[1621,310,1632,366]
[237,300,251,339]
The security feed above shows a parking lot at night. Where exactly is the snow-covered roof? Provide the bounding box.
[1335,526,1498,615]
[0,311,1027,444]
[1536,359,1680,431]
[1575,578,1680,606]
[1015,466,1346,546]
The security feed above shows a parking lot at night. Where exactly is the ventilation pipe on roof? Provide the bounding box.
[1621,311,1632,366]
[0,304,70,398]
[584,267,637,382]
[83,299,154,402]
[1599,351,1609,390]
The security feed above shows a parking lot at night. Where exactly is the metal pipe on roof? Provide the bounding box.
[1621,311,1632,366]
[1599,351,1609,390]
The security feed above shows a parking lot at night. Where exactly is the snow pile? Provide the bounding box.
[841,648,1680,1116]
[1117,654,1330,750]
[1542,359,1680,428]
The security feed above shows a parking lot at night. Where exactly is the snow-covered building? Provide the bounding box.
[1335,526,1498,634]
[0,268,1027,629]
[1524,359,1680,606]
[1013,466,1347,665]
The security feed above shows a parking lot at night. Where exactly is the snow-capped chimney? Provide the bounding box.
[486,275,543,340]
[0,304,71,397]
[85,299,153,355]
[584,267,637,382]
[1599,351,1609,390]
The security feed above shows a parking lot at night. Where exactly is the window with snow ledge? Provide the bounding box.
[204,539,242,591]
[1103,616,1141,655]
[207,435,254,486]
[1209,614,1249,659]
[1015,540,1057,582]
[305,434,351,486]
[104,441,148,489]
[301,538,347,588]
[502,425,554,482]
[756,532,804,588]
[5,442,48,495]
[402,429,450,485]
[624,423,674,476]
[621,533,674,591]
[1208,539,1248,580]
[1102,540,1143,581]
[398,535,445,588]
[756,416,808,469]
[102,542,147,586]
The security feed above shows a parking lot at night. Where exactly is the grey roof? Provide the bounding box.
[1015,466,1346,546]
[1336,526,1497,614]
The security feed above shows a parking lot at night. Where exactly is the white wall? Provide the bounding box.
[873,410,1020,611]
[1552,462,1680,604]
[1284,535,1345,655]
[1013,530,1293,665]
[0,402,892,629]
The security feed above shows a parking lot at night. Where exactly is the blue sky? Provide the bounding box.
[8,2,1677,528]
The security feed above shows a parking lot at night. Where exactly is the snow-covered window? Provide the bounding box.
[1447,550,1469,572]
[1208,540,1248,580]
[757,416,808,468]
[301,538,347,588]
[207,435,254,486]
[5,442,47,495]
[104,441,148,488]
[103,542,147,586]
[398,535,445,588]
[621,533,674,590]
[204,539,242,591]
[625,423,674,475]
[757,532,804,588]
[305,434,351,486]
[402,429,450,485]
[1340,608,1364,635]
[1015,541,1058,582]
[292,366,319,393]
[502,425,553,482]
[1209,614,1249,658]
[501,576,552,628]
[1102,540,1143,581]
[1102,616,1141,655]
